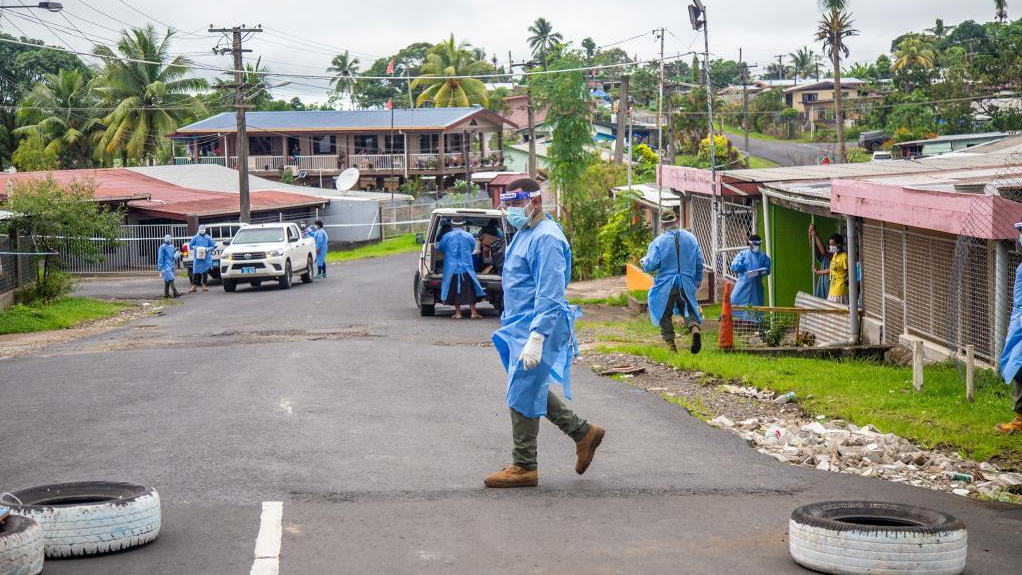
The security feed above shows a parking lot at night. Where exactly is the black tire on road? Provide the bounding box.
[279,260,293,290]
[301,255,314,284]
[0,515,44,575]
[223,279,237,292]
[251,280,262,287]
[0,482,161,558]
[414,273,434,316]
[789,501,967,575]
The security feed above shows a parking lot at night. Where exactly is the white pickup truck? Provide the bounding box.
[219,223,317,292]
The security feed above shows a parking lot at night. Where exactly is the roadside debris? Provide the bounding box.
[708,413,1021,503]
[586,351,1021,504]
[599,365,646,377]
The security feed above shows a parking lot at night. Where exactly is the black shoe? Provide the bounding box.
[691,330,702,354]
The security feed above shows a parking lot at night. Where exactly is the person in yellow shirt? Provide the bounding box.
[813,233,849,304]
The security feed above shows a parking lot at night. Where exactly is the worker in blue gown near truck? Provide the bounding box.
[156,234,180,298]
[729,234,772,323]
[187,225,215,293]
[438,218,484,319]
[486,177,605,488]
[312,220,329,278]
[641,210,704,354]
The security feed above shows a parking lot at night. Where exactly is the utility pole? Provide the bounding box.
[210,24,262,224]
[741,48,749,155]
[614,75,630,165]
[655,27,666,228]
[775,54,785,80]
[689,0,717,297]
[526,86,537,178]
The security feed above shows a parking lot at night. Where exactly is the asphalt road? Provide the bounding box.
[725,131,837,167]
[1,255,1020,574]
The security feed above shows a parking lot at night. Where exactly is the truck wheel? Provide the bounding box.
[0,482,161,558]
[251,280,262,287]
[0,515,44,575]
[223,279,237,292]
[279,260,293,290]
[414,273,435,316]
[301,255,314,284]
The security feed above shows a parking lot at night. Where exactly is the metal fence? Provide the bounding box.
[56,224,189,275]
[380,195,491,239]
[687,194,758,301]
[728,306,850,349]
[0,235,38,296]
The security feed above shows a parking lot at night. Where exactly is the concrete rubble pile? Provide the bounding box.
[707,393,1022,502]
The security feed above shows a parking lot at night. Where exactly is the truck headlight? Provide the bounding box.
[268,250,283,257]
[223,253,233,261]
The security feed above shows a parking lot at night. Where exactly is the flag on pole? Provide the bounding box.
[384,99,393,110]
[386,58,395,75]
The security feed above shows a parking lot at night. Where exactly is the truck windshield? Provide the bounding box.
[232,228,285,244]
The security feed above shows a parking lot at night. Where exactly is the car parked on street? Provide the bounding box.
[219,223,317,292]
[181,222,245,281]
[413,208,511,316]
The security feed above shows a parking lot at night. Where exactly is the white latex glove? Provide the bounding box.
[519,332,545,370]
[746,270,759,278]
[640,256,649,268]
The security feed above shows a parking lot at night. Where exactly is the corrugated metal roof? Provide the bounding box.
[176,108,499,133]
[893,131,1013,147]
[726,152,1022,183]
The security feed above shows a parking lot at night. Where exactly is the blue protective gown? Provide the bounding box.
[188,233,215,274]
[642,229,704,327]
[730,249,772,322]
[1000,262,1022,384]
[492,217,581,418]
[156,243,176,281]
[314,228,329,267]
[438,227,484,301]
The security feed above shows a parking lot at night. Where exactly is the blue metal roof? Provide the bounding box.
[176,107,494,133]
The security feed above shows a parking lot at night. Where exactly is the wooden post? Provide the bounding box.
[966,345,975,403]
[912,340,924,391]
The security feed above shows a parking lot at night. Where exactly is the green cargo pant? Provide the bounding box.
[511,390,591,470]
[660,286,700,343]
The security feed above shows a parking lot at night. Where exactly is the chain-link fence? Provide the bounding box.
[0,235,38,296]
[687,194,757,301]
[728,306,850,349]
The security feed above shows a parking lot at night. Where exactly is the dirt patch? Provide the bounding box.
[565,276,627,301]
[0,301,154,361]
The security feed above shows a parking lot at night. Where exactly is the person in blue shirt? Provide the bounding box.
[642,210,704,354]
[486,178,604,488]
[729,234,772,323]
[997,221,1022,435]
[312,220,329,278]
[187,225,215,293]
[438,218,484,319]
[809,223,832,299]
[156,234,180,298]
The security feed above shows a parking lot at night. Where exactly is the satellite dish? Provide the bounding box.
[335,167,360,192]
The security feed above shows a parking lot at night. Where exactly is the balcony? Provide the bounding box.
[173,156,229,167]
[170,152,504,175]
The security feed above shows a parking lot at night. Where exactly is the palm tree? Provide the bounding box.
[410,35,491,108]
[892,37,936,71]
[214,57,273,111]
[844,62,876,81]
[527,17,563,70]
[995,0,1009,24]
[91,25,207,165]
[14,69,102,168]
[789,47,817,80]
[926,18,954,41]
[581,37,597,66]
[815,0,858,162]
[327,50,360,110]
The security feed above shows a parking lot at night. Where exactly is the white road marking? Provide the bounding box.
[250,501,283,575]
[278,399,293,416]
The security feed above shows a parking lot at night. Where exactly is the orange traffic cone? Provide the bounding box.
[718,282,734,350]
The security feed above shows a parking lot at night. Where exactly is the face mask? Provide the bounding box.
[164,239,172,245]
[507,207,530,229]
[750,245,760,253]
[828,245,839,254]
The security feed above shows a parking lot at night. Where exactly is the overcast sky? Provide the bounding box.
[0,0,1003,103]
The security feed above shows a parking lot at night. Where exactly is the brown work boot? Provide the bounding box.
[484,464,538,488]
[996,415,1022,434]
[575,424,606,475]
[188,285,197,293]
[666,340,678,353]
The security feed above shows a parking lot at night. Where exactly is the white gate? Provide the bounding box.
[58,224,189,274]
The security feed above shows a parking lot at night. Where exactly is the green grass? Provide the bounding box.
[0,297,131,335]
[569,290,650,308]
[745,156,781,169]
[578,315,1022,468]
[326,234,421,263]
